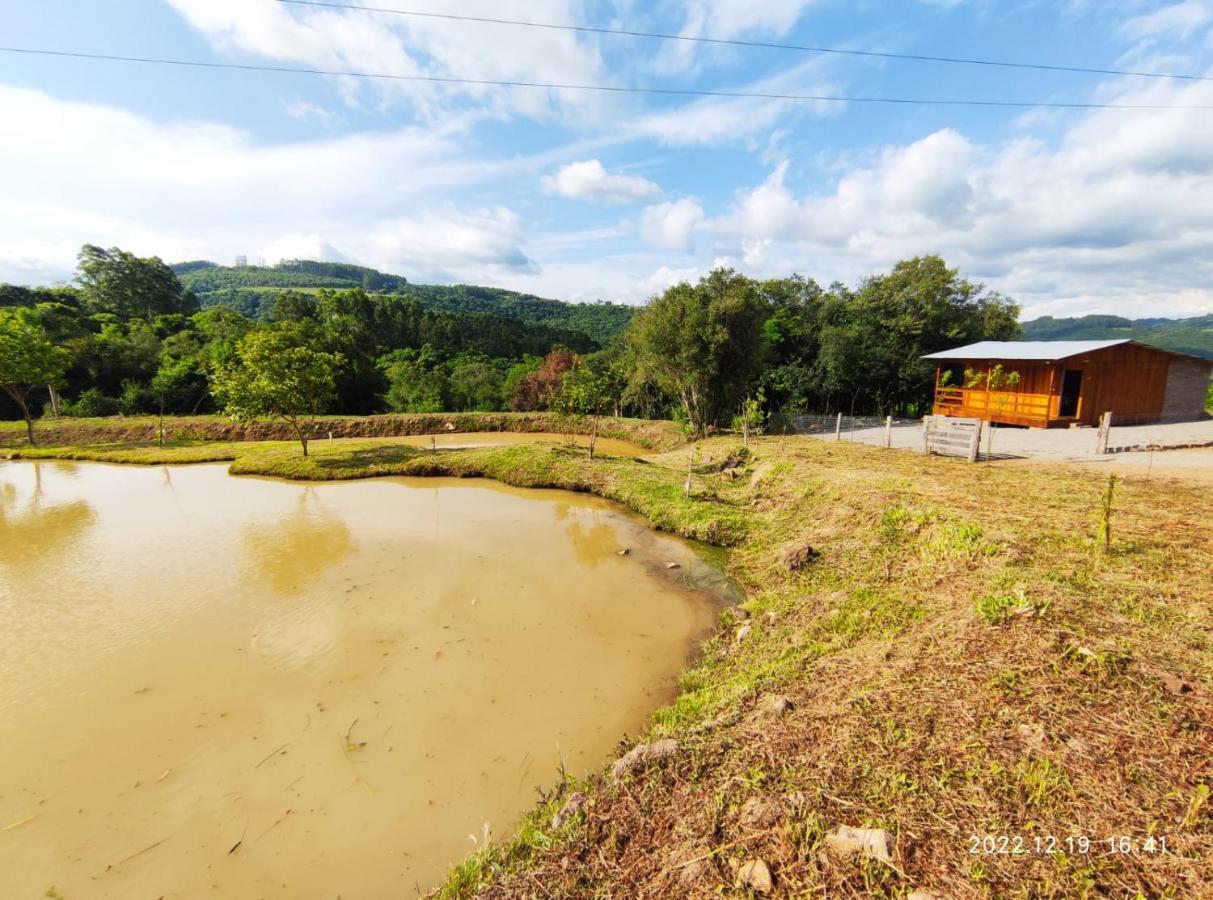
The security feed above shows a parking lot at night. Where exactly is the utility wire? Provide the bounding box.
[274,0,1213,83]
[3,47,1211,109]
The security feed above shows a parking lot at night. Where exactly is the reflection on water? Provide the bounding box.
[0,463,97,572]
[0,460,724,898]
[560,505,622,569]
[242,489,353,593]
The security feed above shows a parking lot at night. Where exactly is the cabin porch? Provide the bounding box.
[931,361,1075,429]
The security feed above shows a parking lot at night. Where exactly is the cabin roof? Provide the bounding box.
[923,339,1133,362]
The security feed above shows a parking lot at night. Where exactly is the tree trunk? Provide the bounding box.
[6,389,37,445]
[47,385,61,417]
[287,418,309,457]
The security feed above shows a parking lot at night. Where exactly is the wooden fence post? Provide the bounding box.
[835,412,843,441]
[883,415,892,449]
[1096,411,1113,455]
[922,415,931,454]
[967,420,982,463]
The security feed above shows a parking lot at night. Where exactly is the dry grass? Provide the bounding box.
[439,436,1213,899]
[4,420,1210,897]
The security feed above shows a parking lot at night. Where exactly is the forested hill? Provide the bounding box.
[4,248,1024,427]
[174,261,636,345]
[1021,313,1213,359]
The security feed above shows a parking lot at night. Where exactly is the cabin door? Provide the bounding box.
[1059,369,1082,418]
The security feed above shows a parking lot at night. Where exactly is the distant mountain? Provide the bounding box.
[173,259,409,293]
[1021,313,1213,359]
[174,261,636,345]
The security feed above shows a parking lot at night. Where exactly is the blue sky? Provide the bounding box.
[2,0,1213,318]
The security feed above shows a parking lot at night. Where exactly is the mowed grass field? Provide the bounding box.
[3,416,1211,898]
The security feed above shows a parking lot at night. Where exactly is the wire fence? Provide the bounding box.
[787,413,919,444]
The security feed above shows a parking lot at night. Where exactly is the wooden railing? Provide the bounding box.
[933,386,1051,424]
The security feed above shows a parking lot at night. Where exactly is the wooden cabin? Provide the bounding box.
[923,340,1212,428]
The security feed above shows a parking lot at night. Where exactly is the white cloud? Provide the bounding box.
[1121,1,1212,40]
[660,77,1213,318]
[634,264,704,297]
[0,85,537,285]
[163,0,607,120]
[655,0,817,72]
[260,233,345,265]
[676,0,815,39]
[543,159,661,203]
[366,208,536,281]
[282,99,337,126]
[627,50,844,147]
[640,198,706,250]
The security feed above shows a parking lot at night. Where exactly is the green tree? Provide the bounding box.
[845,256,1020,415]
[0,309,72,444]
[212,327,341,456]
[628,268,769,435]
[557,363,608,458]
[193,306,254,370]
[76,244,197,322]
[732,390,766,448]
[447,354,504,411]
[379,346,447,413]
[269,290,318,323]
[150,336,209,443]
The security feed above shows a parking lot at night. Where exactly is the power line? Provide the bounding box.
[274,0,1213,84]
[3,46,1211,109]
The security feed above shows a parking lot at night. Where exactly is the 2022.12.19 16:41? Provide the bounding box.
[968,834,1170,855]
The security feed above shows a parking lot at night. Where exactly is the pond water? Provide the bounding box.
[0,461,726,898]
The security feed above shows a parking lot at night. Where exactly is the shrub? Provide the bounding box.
[63,388,120,418]
[976,587,1032,624]
[119,379,156,415]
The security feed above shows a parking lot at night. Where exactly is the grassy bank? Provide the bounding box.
[433,439,1213,899]
[0,412,685,452]
[3,424,1211,897]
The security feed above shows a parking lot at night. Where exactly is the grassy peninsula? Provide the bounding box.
[3,417,1211,898]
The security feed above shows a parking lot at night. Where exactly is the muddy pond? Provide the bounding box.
[0,460,727,897]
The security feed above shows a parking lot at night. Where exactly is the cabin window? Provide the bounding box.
[1059,369,1082,417]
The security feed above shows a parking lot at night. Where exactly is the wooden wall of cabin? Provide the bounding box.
[1047,344,1171,425]
[937,346,1177,426]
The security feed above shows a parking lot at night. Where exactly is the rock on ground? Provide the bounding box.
[735,858,773,894]
[759,693,794,715]
[823,825,894,864]
[610,739,678,780]
[739,796,783,828]
[782,542,820,572]
[551,791,587,829]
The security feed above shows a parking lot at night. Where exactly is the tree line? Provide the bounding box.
[181,264,638,345]
[1,244,1020,451]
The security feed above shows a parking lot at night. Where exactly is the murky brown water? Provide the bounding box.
[0,461,725,898]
